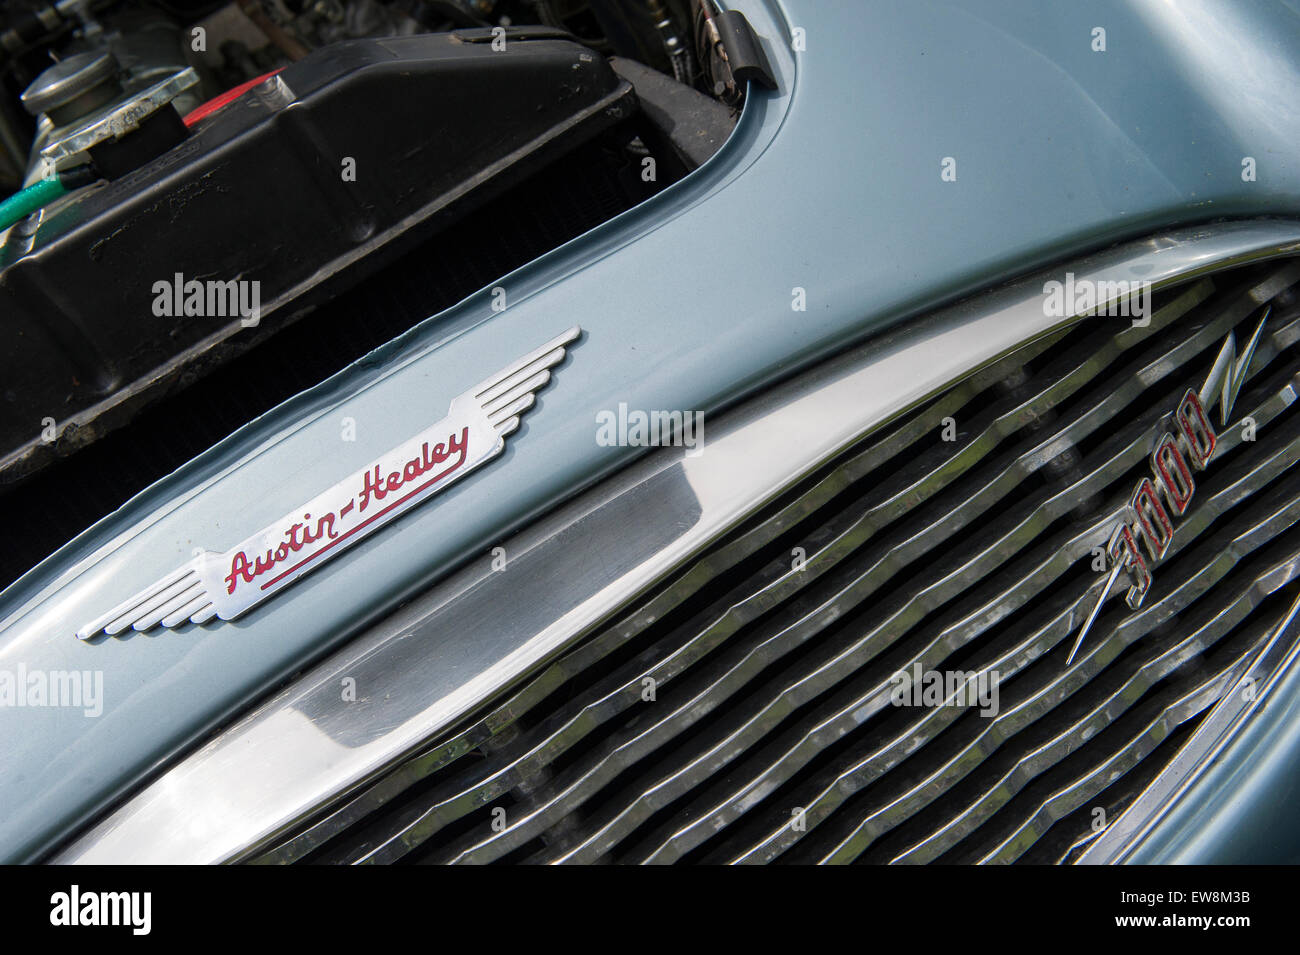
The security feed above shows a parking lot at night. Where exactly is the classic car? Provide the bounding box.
[1,0,1298,867]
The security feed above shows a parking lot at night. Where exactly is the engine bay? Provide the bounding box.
[0,0,768,589]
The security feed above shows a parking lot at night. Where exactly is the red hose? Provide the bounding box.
[182,69,285,127]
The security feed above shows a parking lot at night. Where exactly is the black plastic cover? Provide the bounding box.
[0,29,636,485]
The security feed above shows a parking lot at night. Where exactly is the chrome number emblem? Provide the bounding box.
[77,327,582,640]
[1066,308,1270,664]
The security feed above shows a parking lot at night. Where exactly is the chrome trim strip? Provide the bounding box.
[52,220,1300,864]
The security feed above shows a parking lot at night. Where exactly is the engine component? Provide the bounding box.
[19,49,121,123]
[610,54,731,170]
[0,159,92,230]
[0,28,637,487]
[23,54,197,177]
[693,0,772,106]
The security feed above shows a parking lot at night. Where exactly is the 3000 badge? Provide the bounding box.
[1066,308,1270,664]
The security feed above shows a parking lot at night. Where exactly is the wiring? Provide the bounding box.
[0,162,95,234]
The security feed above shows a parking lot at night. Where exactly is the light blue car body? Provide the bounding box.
[3,0,1300,862]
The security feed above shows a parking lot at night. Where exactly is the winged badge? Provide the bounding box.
[77,326,582,640]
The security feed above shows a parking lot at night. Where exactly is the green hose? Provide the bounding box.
[0,176,69,234]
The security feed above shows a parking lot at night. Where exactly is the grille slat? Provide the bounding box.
[257,261,1300,865]
[960,642,1258,864]
[429,295,1295,862]
[832,531,1300,864]
[452,369,1300,865]
[520,407,1300,866]
[706,402,1300,865]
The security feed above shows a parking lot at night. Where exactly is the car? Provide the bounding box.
[1,0,1299,870]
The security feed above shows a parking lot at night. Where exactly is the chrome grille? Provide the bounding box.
[258,261,1300,865]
